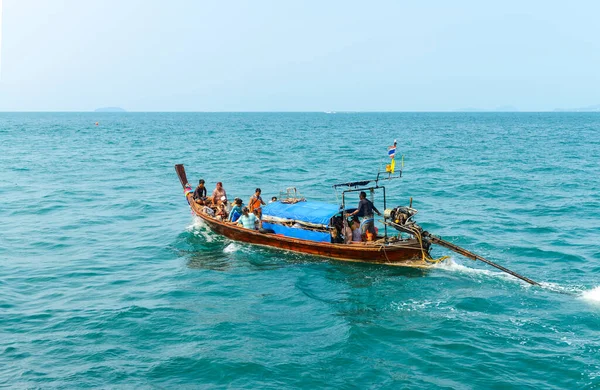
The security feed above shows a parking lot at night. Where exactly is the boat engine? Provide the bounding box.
[384,206,429,249]
[384,206,418,226]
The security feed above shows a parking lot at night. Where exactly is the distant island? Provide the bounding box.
[553,104,600,112]
[453,105,519,112]
[452,104,600,112]
[94,107,126,112]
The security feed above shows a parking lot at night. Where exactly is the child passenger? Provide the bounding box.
[215,198,229,220]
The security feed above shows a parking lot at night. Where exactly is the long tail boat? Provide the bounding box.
[175,164,431,266]
[175,145,540,285]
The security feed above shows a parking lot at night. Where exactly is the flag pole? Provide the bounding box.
[386,139,397,176]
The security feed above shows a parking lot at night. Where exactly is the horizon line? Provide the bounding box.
[0,110,597,113]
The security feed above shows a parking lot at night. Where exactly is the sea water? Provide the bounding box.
[1,112,600,388]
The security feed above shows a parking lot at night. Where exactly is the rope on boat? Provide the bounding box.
[406,224,449,264]
[379,224,449,264]
[381,244,391,263]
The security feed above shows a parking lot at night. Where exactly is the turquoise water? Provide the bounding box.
[2,112,600,388]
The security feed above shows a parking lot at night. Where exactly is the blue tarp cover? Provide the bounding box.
[262,222,331,243]
[262,201,343,227]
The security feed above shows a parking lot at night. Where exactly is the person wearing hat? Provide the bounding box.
[248,188,266,218]
[193,179,207,205]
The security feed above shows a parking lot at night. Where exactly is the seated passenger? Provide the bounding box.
[330,227,344,244]
[193,179,207,205]
[211,182,227,205]
[365,226,379,242]
[222,197,232,213]
[249,188,266,218]
[269,196,277,204]
[228,198,243,223]
[215,199,229,220]
[350,217,362,242]
[237,207,258,230]
[343,219,353,244]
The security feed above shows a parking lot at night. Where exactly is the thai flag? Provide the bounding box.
[388,146,396,158]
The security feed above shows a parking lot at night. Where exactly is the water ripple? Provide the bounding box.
[1,112,600,388]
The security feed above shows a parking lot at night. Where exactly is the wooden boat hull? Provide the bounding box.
[175,164,429,266]
[184,194,428,265]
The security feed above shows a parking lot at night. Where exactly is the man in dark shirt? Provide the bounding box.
[193,179,207,205]
[350,191,381,241]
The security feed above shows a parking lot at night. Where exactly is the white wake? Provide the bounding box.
[223,242,241,253]
[581,286,600,304]
[434,258,600,306]
[432,257,522,284]
[186,216,214,242]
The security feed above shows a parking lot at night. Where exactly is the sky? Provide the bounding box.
[0,0,599,111]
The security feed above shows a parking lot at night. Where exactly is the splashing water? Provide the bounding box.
[186,215,205,231]
[3,112,600,388]
[538,282,580,295]
[580,286,600,304]
[223,242,240,253]
[186,216,214,242]
[435,260,600,303]
[433,257,524,284]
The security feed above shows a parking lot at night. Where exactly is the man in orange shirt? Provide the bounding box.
[248,188,266,218]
